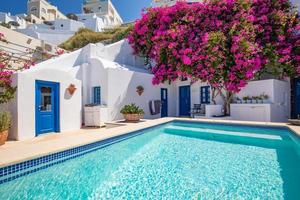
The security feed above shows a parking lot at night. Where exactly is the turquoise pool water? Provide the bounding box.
[0,121,300,199]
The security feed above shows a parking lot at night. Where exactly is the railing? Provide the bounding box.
[0,39,57,63]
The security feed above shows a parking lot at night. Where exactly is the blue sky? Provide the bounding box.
[0,0,152,22]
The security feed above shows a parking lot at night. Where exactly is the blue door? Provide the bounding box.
[179,85,191,116]
[161,88,168,117]
[294,79,300,118]
[36,80,60,135]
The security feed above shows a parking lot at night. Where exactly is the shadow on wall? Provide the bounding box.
[64,89,72,100]
[110,41,145,67]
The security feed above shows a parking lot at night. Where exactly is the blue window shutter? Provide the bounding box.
[200,86,210,104]
[93,86,101,104]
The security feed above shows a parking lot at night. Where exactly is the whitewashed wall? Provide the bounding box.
[93,40,145,67]
[232,79,290,122]
[83,57,176,121]
[54,19,84,31]
[8,69,82,140]
[6,49,85,140]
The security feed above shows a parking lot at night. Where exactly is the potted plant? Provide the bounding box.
[0,111,11,145]
[261,93,269,103]
[242,96,248,104]
[252,96,259,103]
[236,97,242,104]
[136,85,144,96]
[257,95,263,103]
[120,103,144,122]
[248,96,253,104]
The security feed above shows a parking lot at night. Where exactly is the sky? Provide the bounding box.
[0,0,152,22]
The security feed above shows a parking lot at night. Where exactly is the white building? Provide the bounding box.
[77,13,119,32]
[27,0,67,23]
[2,39,293,141]
[0,12,28,29]
[82,0,123,25]
[17,19,85,45]
[14,0,123,45]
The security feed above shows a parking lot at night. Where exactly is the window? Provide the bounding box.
[30,7,37,12]
[200,86,210,104]
[93,86,101,104]
[40,87,52,111]
[42,8,47,13]
[181,76,188,81]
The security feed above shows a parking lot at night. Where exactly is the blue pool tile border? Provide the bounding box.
[0,122,170,185]
[173,120,291,131]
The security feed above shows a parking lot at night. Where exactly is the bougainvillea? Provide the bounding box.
[0,33,35,104]
[128,0,300,114]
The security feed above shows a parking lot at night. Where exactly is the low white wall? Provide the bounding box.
[17,28,75,45]
[8,69,82,141]
[232,79,290,122]
[231,104,272,122]
[94,40,145,67]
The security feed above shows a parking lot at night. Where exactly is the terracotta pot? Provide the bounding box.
[136,89,144,96]
[0,130,8,146]
[67,84,77,95]
[123,114,143,122]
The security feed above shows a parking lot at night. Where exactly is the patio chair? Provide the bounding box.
[190,104,205,118]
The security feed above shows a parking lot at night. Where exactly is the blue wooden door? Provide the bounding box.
[161,88,168,117]
[36,81,60,135]
[295,79,300,118]
[179,86,191,116]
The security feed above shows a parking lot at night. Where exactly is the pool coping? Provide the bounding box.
[0,117,299,169]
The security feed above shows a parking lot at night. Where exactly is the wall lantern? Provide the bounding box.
[67,84,77,95]
[136,85,144,96]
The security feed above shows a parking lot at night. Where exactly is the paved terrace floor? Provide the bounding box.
[0,117,300,168]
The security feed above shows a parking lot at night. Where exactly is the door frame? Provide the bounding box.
[35,80,60,136]
[292,78,300,119]
[179,85,191,116]
[161,88,168,117]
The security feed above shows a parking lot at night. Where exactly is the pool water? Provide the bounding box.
[0,121,300,199]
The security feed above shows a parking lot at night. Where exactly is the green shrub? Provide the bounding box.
[120,103,144,115]
[0,22,11,29]
[0,111,11,132]
[59,24,133,51]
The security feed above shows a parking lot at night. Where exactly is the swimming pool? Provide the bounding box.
[0,121,299,199]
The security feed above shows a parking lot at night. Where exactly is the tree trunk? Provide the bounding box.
[218,88,234,116]
[211,87,217,105]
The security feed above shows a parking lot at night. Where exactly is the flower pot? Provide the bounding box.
[0,130,8,146]
[67,84,77,95]
[136,90,143,96]
[123,114,143,122]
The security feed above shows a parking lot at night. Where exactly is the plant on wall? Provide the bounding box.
[0,111,11,145]
[0,32,35,104]
[128,0,300,115]
[136,85,144,96]
[67,84,77,95]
